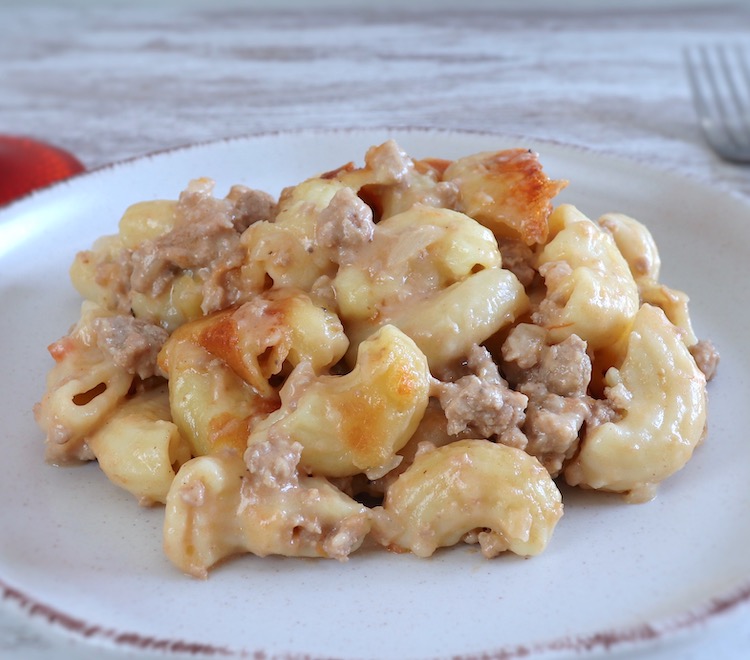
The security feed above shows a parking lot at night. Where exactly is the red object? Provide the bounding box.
[0,135,85,205]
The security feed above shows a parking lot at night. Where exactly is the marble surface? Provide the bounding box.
[2,0,750,658]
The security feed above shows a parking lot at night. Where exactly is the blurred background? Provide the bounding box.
[2,0,750,197]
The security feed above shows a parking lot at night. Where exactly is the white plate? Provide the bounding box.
[1,128,749,660]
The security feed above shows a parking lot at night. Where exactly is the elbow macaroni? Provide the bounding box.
[35,140,717,577]
[372,439,563,558]
[534,204,640,351]
[87,384,191,506]
[564,304,707,502]
[247,324,431,478]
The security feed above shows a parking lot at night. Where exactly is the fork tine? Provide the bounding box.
[737,45,750,91]
[685,44,750,163]
[715,45,750,145]
[693,45,744,151]
[685,46,729,150]
[685,46,710,122]
[733,45,750,138]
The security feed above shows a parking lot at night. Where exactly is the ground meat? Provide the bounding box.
[587,398,617,429]
[345,140,460,220]
[440,375,528,448]
[537,334,591,397]
[690,338,720,382]
[502,326,594,476]
[92,314,169,379]
[364,139,412,183]
[466,341,506,382]
[131,178,273,314]
[91,243,134,314]
[322,512,372,561]
[501,323,547,370]
[225,185,277,232]
[462,529,511,559]
[521,386,591,476]
[603,381,632,413]
[497,238,537,288]
[531,261,573,327]
[315,187,375,264]
[243,431,302,496]
[435,344,528,449]
[241,432,369,561]
[179,480,206,507]
[372,140,460,212]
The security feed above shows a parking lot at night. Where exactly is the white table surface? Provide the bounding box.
[2,1,750,658]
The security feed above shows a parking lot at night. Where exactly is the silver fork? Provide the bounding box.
[684,45,750,163]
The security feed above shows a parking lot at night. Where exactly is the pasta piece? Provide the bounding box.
[597,212,661,283]
[161,287,348,400]
[129,273,205,333]
[197,289,349,397]
[335,203,502,321]
[444,148,567,245]
[239,178,349,292]
[335,139,459,220]
[69,235,132,314]
[248,324,431,478]
[275,177,348,235]
[534,204,639,351]
[639,283,698,347]
[240,221,323,292]
[35,302,135,464]
[372,267,528,372]
[372,439,563,558]
[118,200,178,248]
[87,384,191,505]
[158,335,277,457]
[564,304,708,502]
[158,288,348,458]
[598,212,698,347]
[164,437,370,578]
[334,203,527,370]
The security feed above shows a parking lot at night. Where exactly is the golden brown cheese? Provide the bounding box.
[444,148,568,245]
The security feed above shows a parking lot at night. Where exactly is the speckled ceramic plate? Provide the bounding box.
[1,128,749,659]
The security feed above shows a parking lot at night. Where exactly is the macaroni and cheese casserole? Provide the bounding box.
[34,141,718,577]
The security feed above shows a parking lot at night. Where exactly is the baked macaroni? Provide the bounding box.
[35,140,718,577]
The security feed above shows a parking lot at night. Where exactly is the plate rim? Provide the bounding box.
[2,124,744,217]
